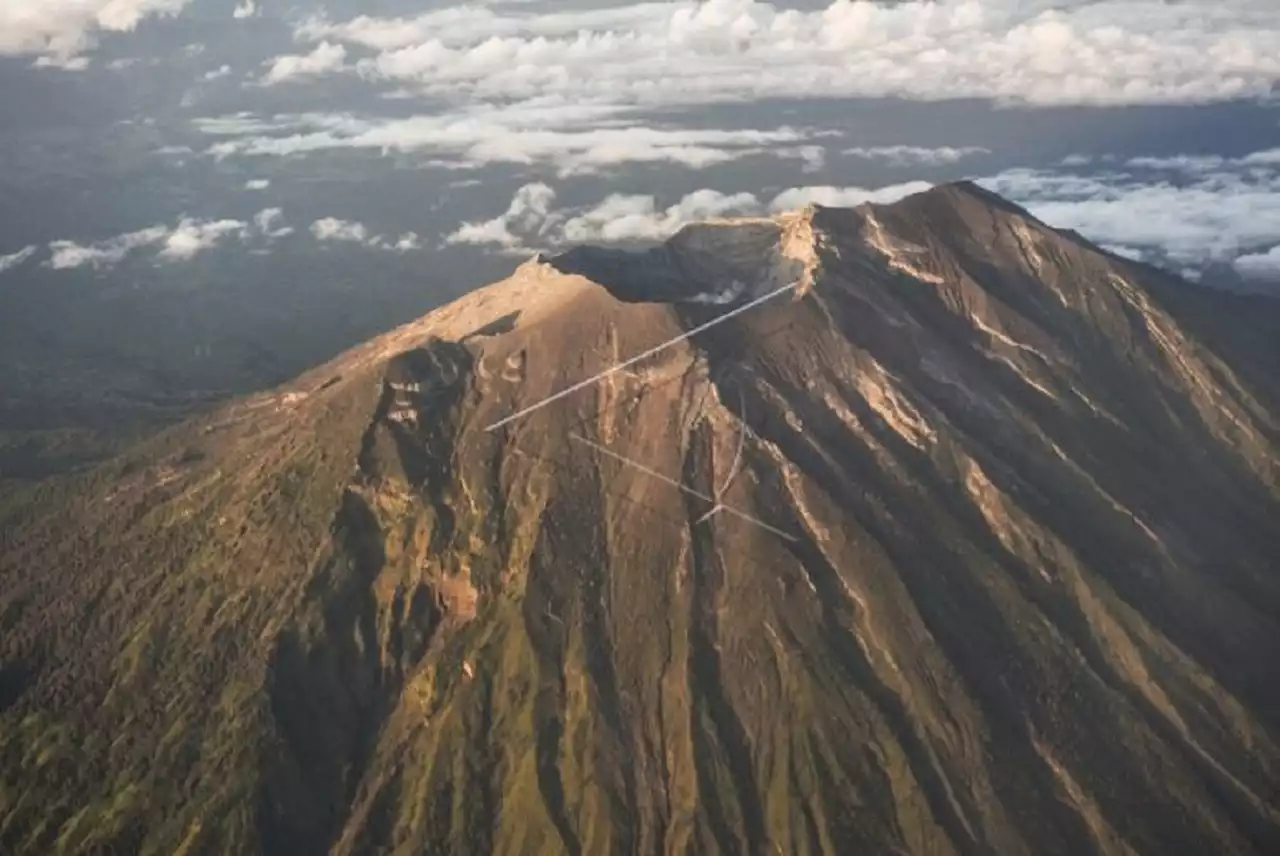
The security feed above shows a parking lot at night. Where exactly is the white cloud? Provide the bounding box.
[769,182,934,211]
[48,225,170,270]
[449,149,1280,282]
[561,189,762,244]
[392,232,422,252]
[842,145,990,166]
[311,217,372,244]
[244,178,270,190]
[34,55,91,71]
[157,218,248,261]
[446,183,557,251]
[194,106,814,173]
[0,246,38,274]
[49,228,162,269]
[232,0,257,19]
[1234,246,1280,279]
[192,112,306,136]
[294,0,1280,109]
[980,147,1280,268]
[262,42,347,85]
[45,216,255,269]
[790,145,826,173]
[309,218,422,252]
[1126,148,1280,173]
[1,0,191,66]
[446,179,929,251]
[1241,148,1280,167]
[1101,244,1145,262]
[254,208,293,239]
[202,64,232,81]
[233,1,1280,173]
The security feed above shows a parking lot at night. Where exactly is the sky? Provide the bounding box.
[0,0,1278,401]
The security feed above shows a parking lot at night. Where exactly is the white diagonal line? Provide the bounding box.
[694,505,725,524]
[571,432,710,499]
[713,382,748,499]
[569,433,798,541]
[485,280,798,432]
[702,500,798,542]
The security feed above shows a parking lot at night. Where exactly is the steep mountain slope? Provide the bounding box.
[2,183,1278,856]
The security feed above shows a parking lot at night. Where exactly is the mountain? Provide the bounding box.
[2,182,1279,856]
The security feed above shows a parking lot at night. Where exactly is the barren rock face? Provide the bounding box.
[2,183,1278,856]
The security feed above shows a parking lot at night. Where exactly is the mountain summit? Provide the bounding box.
[2,183,1278,855]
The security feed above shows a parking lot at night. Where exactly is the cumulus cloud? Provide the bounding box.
[445,183,559,251]
[0,246,38,274]
[311,218,372,244]
[254,208,293,238]
[157,218,248,261]
[195,106,815,174]
[561,190,762,244]
[0,0,191,66]
[244,178,270,190]
[445,179,929,251]
[392,233,422,252]
[293,0,1280,109]
[791,146,827,173]
[202,64,232,81]
[232,0,258,19]
[262,42,347,85]
[310,218,421,252]
[231,1,1280,174]
[842,145,990,166]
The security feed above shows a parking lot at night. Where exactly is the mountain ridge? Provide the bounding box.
[1,183,1278,856]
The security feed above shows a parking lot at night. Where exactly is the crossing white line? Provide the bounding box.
[569,433,798,542]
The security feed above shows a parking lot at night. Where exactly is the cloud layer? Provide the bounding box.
[445,180,930,251]
[981,147,1280,277]
[449,143,1280,285]
[292,0,1280,108]
[197,2,1279,177]
[195,107,818,174]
